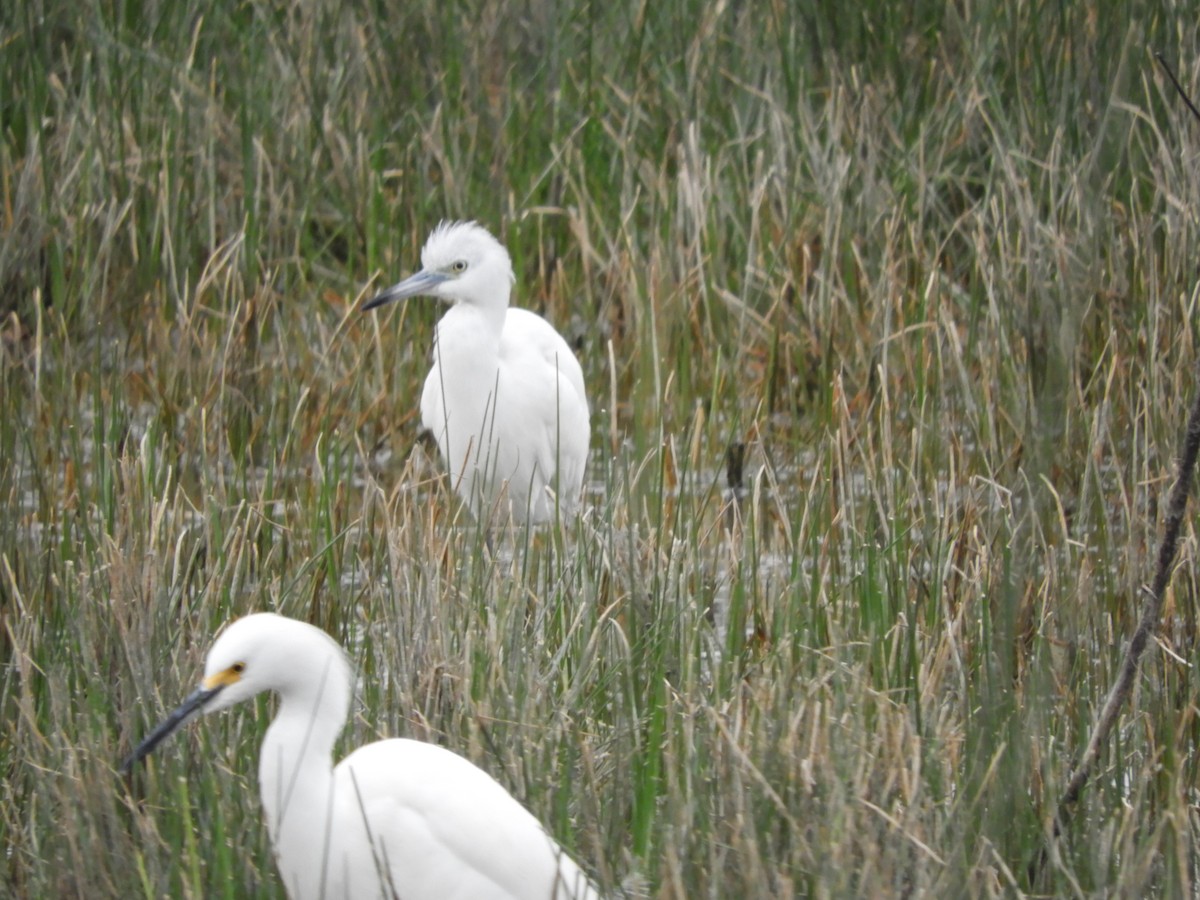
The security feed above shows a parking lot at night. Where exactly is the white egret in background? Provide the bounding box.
[363,221,590,525]
[122,613,601,900]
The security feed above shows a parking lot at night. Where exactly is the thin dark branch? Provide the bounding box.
[1058,382,1200,810]
[1031,52,1200,885]
[1156,53,1200,125]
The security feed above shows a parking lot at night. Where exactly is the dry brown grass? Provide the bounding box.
[5,1,1200,897]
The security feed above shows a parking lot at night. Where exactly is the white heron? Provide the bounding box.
[363,221,590,525]
[122,613,601,900]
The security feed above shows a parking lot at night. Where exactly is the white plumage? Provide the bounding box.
[123,613,600,900]
[365,221,590,525]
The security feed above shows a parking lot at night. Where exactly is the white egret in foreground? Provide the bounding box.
[122,613,600,900]
[364,221,590,525]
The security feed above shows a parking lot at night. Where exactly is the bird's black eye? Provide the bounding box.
[231,662,246,675]
[451,260,467,273]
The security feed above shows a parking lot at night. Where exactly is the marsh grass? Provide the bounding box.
[5,0,1200,896]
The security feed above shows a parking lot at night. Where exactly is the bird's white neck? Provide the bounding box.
[257,653,349,900]
[449,296,507,340]
[433,303,508,368]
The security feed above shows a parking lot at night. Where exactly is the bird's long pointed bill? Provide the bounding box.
[120,683,224,775]
[362,270,449,311]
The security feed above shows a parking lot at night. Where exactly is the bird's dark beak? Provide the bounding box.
[120,683,224,775]
[362,270,450,311]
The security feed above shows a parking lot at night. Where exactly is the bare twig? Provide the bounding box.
[1156,52,1200,123]
[1033,52,1200,881]
[1059,378,1200,809]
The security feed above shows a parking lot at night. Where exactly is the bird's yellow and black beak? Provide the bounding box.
[362,270,450,311]
[120,667,242,775]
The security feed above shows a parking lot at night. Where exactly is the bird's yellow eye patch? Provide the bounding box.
[450,260,467,273]
[204,664,245,690]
